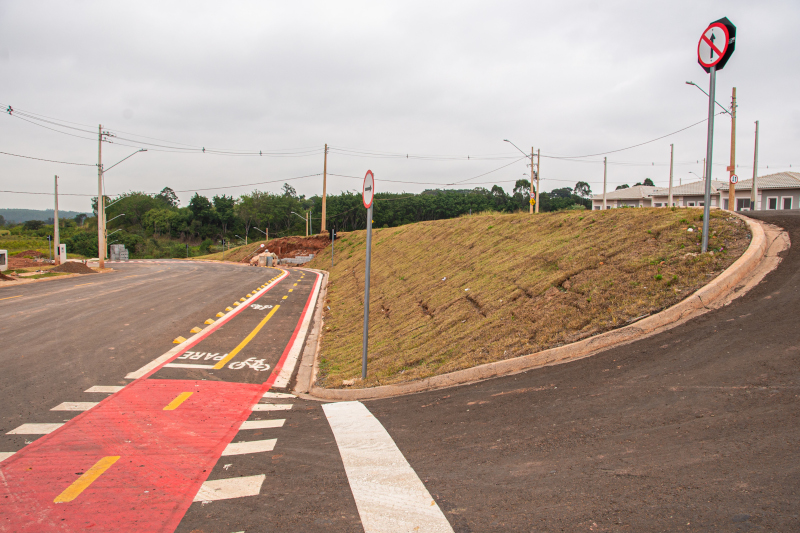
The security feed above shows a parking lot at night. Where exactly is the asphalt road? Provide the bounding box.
[1,212,798,532]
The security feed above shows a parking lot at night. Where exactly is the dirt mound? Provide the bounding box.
[13,249,45,258]
[0,272,14,281]
[51,262,96,274]
[242,235,330,262]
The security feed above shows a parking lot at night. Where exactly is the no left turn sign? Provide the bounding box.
[697,17,736,72]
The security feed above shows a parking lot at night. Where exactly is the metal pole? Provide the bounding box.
[602,157,607,210]
[361,204,373,380]
[54,175,60,265]
[306,212,309,237]
[535,149,541,214]
[668,145,674,208]
[322,144,328,232]
[701,66,716,253]
[529,147,535,214]
[98,125,105,268]
[751,121,759,210]
[728,87,737,211]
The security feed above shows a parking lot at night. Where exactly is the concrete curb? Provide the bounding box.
[293,268,329,396]
[300,214,779,401]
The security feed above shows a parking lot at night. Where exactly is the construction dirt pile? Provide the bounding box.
[51,262,97,274]
[241,235,330,262]
[0,272,14,281]
[9,250,48,269]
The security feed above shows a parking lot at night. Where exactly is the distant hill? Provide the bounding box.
[0,208,91,224]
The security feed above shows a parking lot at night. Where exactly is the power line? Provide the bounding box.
[0,150,96,166]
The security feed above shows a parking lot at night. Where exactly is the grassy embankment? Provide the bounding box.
[307,208,751,388]
[193,241,268,262]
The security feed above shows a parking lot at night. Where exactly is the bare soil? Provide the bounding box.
[9,250,50,269]
[50,262,96,274]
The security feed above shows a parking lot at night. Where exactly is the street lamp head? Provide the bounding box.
[685,81,694,85]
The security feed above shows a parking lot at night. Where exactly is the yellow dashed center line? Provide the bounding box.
[164,392,193,411]
[75,283,94,287]
[282,295,288,300]
[293,283,297,287]
[0,295,22,301]
[53,456,120,503]
[288,289,293,293]
[212,305,280,369]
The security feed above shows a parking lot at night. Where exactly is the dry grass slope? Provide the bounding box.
[307,209,751,388]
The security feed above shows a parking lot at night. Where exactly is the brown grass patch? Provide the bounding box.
[307,209,751,388]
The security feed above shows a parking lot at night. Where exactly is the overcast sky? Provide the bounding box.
[1,0,798,212]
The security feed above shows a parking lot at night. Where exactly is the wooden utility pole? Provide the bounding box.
[305,212,309,237]
[97,124,105,269]
[728,87,737,211]
[321,144,328,232]
[54,175,60,265]
[668,145,674,208]
[751,120,759,210]
[535,149,541,214]
[529,147,535,214]
[602,157,607,210]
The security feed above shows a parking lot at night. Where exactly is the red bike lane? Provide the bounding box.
[0,269,323,532]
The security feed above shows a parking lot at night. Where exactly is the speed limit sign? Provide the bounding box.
[730,174,739,184]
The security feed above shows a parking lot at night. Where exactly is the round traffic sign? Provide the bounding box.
[363,170,375,209]
[730,174,739,184]
[698,23,729,69]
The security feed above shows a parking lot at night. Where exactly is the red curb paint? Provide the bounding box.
[0,379,262,532]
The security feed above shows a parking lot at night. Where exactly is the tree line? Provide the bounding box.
[1,180,592,258]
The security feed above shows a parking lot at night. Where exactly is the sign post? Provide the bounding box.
[361,170,375,380]
[697,17,736,252]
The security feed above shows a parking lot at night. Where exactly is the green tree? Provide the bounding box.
[156,187,180,207]
[574,181,592,197]
[213,195,236,238]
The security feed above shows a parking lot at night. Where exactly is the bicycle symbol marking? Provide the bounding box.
[250,304,273,311]
[228,357,271,371]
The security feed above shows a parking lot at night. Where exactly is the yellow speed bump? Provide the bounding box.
[233,302,240,307]
[239,298,246,302]
[190,327,202,334]
[225,307,233,312]
[204,318,215,325]
[173,336,187,344]
[216,312,225,318]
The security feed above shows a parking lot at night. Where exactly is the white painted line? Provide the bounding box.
[272,272,323,389]
[7,423,64,435]
[85,386,124,393]
[193,475,266,502]
[252,403,292,411]
[240,419,285,430]
[0,452,15,462]
[222,438,277,456]
[126,270,289,380]
[323,401,454,533]
[164,363,215,369]
[51,402,99,411]
[262,391,295,399]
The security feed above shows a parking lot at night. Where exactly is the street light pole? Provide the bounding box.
[54,175,60,265]
[98,125,105,268]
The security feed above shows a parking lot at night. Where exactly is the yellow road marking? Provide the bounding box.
[216,312,225,318]
[293,283,297,287]
[0,295,22,301]
[190,327,202,334]
[54,456,120,503]
[282,296,288,300]
[124,275,140,278]
[225,306,233,312]
[76,283,94,287]
[204,318,215,325]
[212,305,280,369]
[288,289,293,293]
[173,336,187,344]
[164,392,193,410]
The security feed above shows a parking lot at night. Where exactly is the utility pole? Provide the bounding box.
[602,157,607,210]
[668,145,674,208]
[97,124,105,269]
[322,144,328,232]
[751,121,759,210]
[305,212,309,237]
[529,147,535,214]
[535,149,541,214]
[728,87,737,211]
[54,175,60,265]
